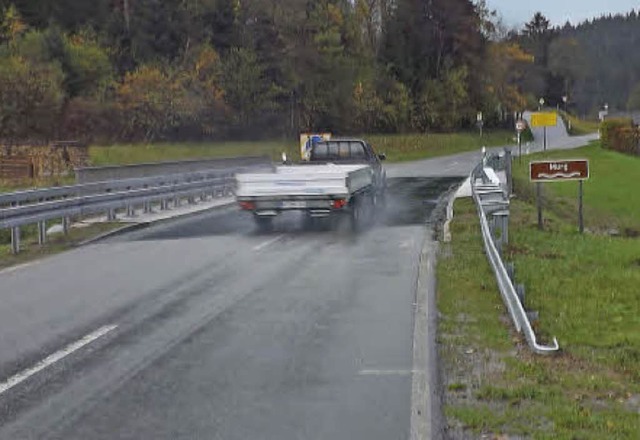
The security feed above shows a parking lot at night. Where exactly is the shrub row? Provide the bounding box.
[600,118,640,155]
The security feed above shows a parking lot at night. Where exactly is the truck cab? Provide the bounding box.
[309,138,387,196]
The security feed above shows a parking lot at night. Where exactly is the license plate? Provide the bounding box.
[281,201,307,209]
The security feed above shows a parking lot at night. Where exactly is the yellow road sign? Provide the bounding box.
[531,112,557,127]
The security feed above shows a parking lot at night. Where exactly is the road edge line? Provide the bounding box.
[410,230,444,440]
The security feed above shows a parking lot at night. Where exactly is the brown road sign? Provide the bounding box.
[530,159,589,182]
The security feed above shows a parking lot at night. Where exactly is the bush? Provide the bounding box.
[61,98,120,144]
[600,118,640,155]
[0,56,65,142]
[610,126,640,155]
[521,125,534,142]
[600,118,633,150]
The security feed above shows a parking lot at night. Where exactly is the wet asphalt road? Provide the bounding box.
[0,172,461,439]
[0,123,598,439]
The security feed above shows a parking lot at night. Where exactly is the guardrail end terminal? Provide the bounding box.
[472,157,560,355]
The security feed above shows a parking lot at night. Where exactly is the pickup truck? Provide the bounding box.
[235,138,387,230]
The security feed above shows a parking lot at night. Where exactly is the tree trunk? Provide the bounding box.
[123,0,131,33]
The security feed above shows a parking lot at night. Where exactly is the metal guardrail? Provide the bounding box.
[470,151,559,354]
[0,164,270,254]
[0,167,264,208]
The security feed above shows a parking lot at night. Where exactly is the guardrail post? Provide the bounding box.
[143,200,152,214]
[11,227,21,254]
[173,196,180,208]
[504,148,513,197]
[488,215,496,237]
[492,210,510,252]
[38,221,46,245]
[62,216,70,235]
[516,284,526,304]
[107,209,117,221]
[126,204,136,218]
[506,262,515,283]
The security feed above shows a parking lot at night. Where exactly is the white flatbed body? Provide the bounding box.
[236,164,373,200]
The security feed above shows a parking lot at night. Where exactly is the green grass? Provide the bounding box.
[366,131,514,162]
[505,200,640,377]
[89,140,299,167]
[0,176,75,194]
[559,111,600,136]
[438,198,640,439]
[513,142,640,233]
[88,131,514,166]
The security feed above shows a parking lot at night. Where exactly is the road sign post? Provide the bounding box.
[579,180,584,234]
[536,182,543,230]
[515,119,526,164]
[530,159,590,233]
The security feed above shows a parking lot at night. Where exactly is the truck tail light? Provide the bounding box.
[332,199,347,209]
[239,201,256,210]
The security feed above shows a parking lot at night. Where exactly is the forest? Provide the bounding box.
[515,10,640,117]
[0,0,637,144]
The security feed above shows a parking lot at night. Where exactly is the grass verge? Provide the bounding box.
[512,142,640,234]
[559,111,600,136]
[438,198,640,439]
[89,140,299,167]
[0,176,75,194]
[88,131,514,166]
[0,222,124,270]
[366,131,514,162]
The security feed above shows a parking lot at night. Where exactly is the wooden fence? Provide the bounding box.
[0,156,34,181]
[0,141,89,182]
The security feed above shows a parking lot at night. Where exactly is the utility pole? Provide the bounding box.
[123,0,131,34]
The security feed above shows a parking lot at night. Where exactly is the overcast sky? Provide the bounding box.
[485,0,638,28]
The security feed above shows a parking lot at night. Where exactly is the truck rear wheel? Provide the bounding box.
[349,196,367,232]
[254,216,273,232]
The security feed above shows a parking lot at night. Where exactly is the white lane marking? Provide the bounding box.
[0,324,118,396]
[359,369,421,376]
[252,235,284,252]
